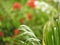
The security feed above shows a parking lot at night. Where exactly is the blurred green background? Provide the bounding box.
[0,0,60,45]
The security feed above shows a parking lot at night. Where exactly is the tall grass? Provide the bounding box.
[43,11,60,45]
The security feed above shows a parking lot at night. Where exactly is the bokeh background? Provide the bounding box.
[0,0,60,45]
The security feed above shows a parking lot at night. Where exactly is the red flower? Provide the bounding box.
[29,0,35,2]
[13,2,21,10]
[5,43,9,45]
[0,16,4,21]
[26,0,35,8]
[27,13,32,20]
[0,31,4,37]
[20,18,25,24]
[13,29,20,35]
[14,41,17,45]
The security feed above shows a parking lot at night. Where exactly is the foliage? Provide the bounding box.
[0,0,59,45]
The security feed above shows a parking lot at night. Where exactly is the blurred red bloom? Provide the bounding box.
[14,41,17,45]
[30,0,35,2]
[5,43,9,45]
[13,29,20,35]
[0,16,4,21]
[13,2,21,10]
[26,0,35,8]
[27,13,32,20]
[20,18,25,24]
[0,31,4,37]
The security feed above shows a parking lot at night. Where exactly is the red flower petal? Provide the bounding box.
[0,31,4,37]
[27,13,32,20]
[14,41,17,45]
[29,0,35,2]
[5,43,9,45]
[27,0,35,8]
[13,2,21,10]
[20,18,25,24]
[0,16,4,21]
[13,29,20,35]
